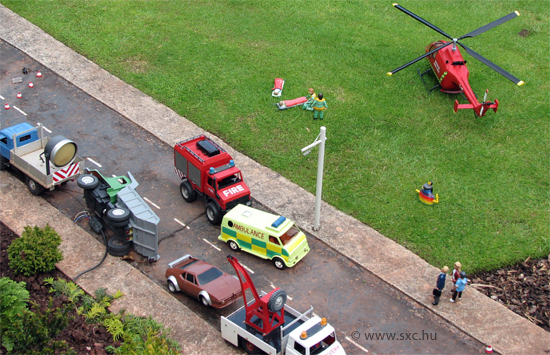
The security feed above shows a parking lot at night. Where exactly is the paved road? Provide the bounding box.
[1,39,484,354]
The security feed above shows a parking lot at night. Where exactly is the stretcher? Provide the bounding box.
[276,96,307,110]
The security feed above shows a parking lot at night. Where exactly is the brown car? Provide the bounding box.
[165,254,242,308]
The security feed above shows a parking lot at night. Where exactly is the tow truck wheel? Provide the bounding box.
[26,177,45,195]
[240,338,262,354]
[272,257,286,270]
[107,238,131,257]
[77,174,99,190]
[267,289,287,313]
[179,180,197,202]
[228,240,240,251]
[205,202,223,225]
[167,280,177,293]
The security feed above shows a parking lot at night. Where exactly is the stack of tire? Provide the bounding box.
[77,174,132,257]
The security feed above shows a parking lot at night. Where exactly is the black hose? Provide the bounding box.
[73,229,108,282]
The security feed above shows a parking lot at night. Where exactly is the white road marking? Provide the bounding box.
[0,95,5,100]
[202,238,221,251]
[12,106,27,116]
[174,218,186,227]
[143,197,160,209]
[345,336,369,353]
[240,263,254,274]
[36,123,52,133]
[86,157,102,167]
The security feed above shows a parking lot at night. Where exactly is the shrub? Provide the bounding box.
[7,224,63,276]
[2,299,71,354]
[0,278,30,351]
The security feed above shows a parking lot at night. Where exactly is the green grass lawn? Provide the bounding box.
[2,0,548,273]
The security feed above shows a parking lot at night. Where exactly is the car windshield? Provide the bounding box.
[217,173,242,189]
[280,226,300,245]
[197,267,224,285]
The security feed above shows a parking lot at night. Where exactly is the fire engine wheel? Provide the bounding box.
[167,280,177,293]
[106,208,131,223]
[179,180,197,202]
[272,257,286,270]
[267,289,287,313]
[26,177,45,195]
[228,240,240,251]
[77,174,99,190]
[107,238,131,257]
[205,202,223,225]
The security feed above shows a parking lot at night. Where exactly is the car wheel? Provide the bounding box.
[179,180,197,202]
[167,280,177,293]
[272,257,286,270]
[106,208,131,223]
[200,295,210,307]
[228,240,240,251]
[77,174,99,190]
[267,289,287,313]
[205,202,223,225]
[26,177,45,195]
[107,238,131,257]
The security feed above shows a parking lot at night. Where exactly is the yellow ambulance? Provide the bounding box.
[218,204,310,269]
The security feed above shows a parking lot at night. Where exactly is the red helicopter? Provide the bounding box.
[386,3,524,117]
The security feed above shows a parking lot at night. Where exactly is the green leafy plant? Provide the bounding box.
[2,299,71,354]
[7,224,63,276]
[114,328,180,355]
[0,278,30,351]
[104,318,124,341]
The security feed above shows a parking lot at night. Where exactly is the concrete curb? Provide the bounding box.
[1,5,548,354]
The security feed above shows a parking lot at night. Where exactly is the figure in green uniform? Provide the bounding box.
[312,93,327,120]
[302,88,316,111]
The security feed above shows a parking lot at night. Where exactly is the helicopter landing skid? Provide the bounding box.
[417,68,440,94]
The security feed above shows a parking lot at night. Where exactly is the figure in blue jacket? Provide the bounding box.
[433,266,448,305]
[450,271,468,303]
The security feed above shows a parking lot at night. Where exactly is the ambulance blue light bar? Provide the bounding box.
[271,216,286,228]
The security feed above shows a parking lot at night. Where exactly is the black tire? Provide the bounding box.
[228,240,240,251]
[200,295,210,307]
[77,174,99,190]
[272,257,286,270]
[0,155,7,171]
[106,208,131,223]
[267,289,287,313]
[167,280,177,293]
[240,338,263,355]
[205,202,223,225]
[107,238,131,257]
[26,176,45,195]
[179,180,197,202]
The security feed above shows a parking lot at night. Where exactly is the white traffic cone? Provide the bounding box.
[4,103,10,110]
[16,92,22,99]
[485,345,493,354]
[36,71,43,78]
[28,82,34,88]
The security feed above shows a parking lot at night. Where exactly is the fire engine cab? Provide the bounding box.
[174,135,251,224]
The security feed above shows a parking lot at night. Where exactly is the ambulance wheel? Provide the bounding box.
[77,174,99,190]
[107,238,131,257]
[179,180,197,202]
[267,289,287,313]
[228,240,240,251]
[205,202,223,225]
[26,177,45,195]
[272,257,286,270]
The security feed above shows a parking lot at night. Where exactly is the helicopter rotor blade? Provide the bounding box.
[387,41,453,76]
[459,11,520,40]
[392,3,453,40]
[458,42,524,86]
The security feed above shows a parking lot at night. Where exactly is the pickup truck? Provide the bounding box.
[0,122,84,195]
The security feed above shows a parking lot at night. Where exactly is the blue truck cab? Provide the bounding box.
[0,122,39,160]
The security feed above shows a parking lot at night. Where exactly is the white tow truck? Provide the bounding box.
[221,256,346,355]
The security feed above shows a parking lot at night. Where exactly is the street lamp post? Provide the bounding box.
[301,126,327,231]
